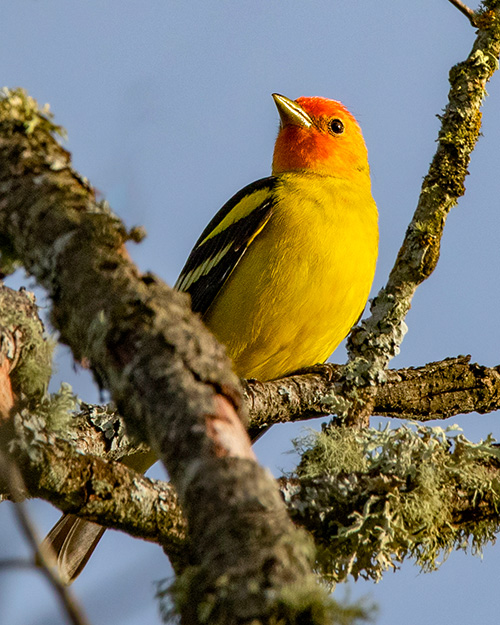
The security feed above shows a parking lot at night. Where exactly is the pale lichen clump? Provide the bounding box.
[290,424,500,584]
[0,87,66,139]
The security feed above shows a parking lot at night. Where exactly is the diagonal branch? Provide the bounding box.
[0,450,91,625]
[448,0,478,26]
[314,3,500,427]
[0,91,332,622]
[347,4,500,373]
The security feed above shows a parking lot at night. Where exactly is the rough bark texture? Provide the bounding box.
[0,285,52,422]
[5,380,500,589]
[8,409,187,565]
[0,94,329,623]
[245,356,500,437]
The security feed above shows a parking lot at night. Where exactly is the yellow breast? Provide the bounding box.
[204,172,378,381]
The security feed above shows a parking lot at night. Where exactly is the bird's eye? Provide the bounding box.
[329,118,344,135]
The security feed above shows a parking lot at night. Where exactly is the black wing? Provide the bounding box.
[175,176,278,315]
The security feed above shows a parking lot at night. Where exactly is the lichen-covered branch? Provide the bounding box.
[285,424,500,583]
[8,398,500,588]
[0,285,187,567]
[1,284,499,588]
[245,356,500,437]
[345,2,500,395]
[0,91,333,623]
[2,408,188,570]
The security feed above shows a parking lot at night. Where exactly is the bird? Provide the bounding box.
[43,93,378,584]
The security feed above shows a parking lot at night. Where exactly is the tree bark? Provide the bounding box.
[0,93,329,623]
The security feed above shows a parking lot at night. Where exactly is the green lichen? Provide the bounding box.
[37,382,79,432]
[292,424,500,584]
[1,305,55,402]
[0,287,79,431]
[158,569,374,625]
[271,582,374,625]
[0,87,67,139]
[318,392,352,420]
[295,427,367,479]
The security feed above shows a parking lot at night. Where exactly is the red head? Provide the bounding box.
[271,94,370,179]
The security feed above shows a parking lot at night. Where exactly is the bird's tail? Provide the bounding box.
[42,514,106,585]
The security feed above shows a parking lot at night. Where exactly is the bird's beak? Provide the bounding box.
[272,93,313,129]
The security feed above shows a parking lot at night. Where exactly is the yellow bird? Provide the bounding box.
[176,93,378,380]
[45,93,378,583]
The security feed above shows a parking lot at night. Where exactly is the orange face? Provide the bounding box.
[272,96,369,179]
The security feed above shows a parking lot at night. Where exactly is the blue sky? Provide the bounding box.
[1,2,500,624]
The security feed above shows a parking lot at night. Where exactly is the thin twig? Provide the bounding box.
[448,0,478,26]
[0,558,38,571]
[0,451,91,625]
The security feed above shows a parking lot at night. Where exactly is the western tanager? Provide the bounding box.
[44,94,378,583]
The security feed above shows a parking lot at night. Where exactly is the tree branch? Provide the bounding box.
[7,402,500,588]
[2,408,187,569]
[339,2,500,425]
[0,287,498,587]
[0,450,91,625]
[0,91,332,622]
[245,356,500,437]
[283,423,500,583]
[448,0,478,26]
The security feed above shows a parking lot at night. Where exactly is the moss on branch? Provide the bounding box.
[287,424,500,584]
